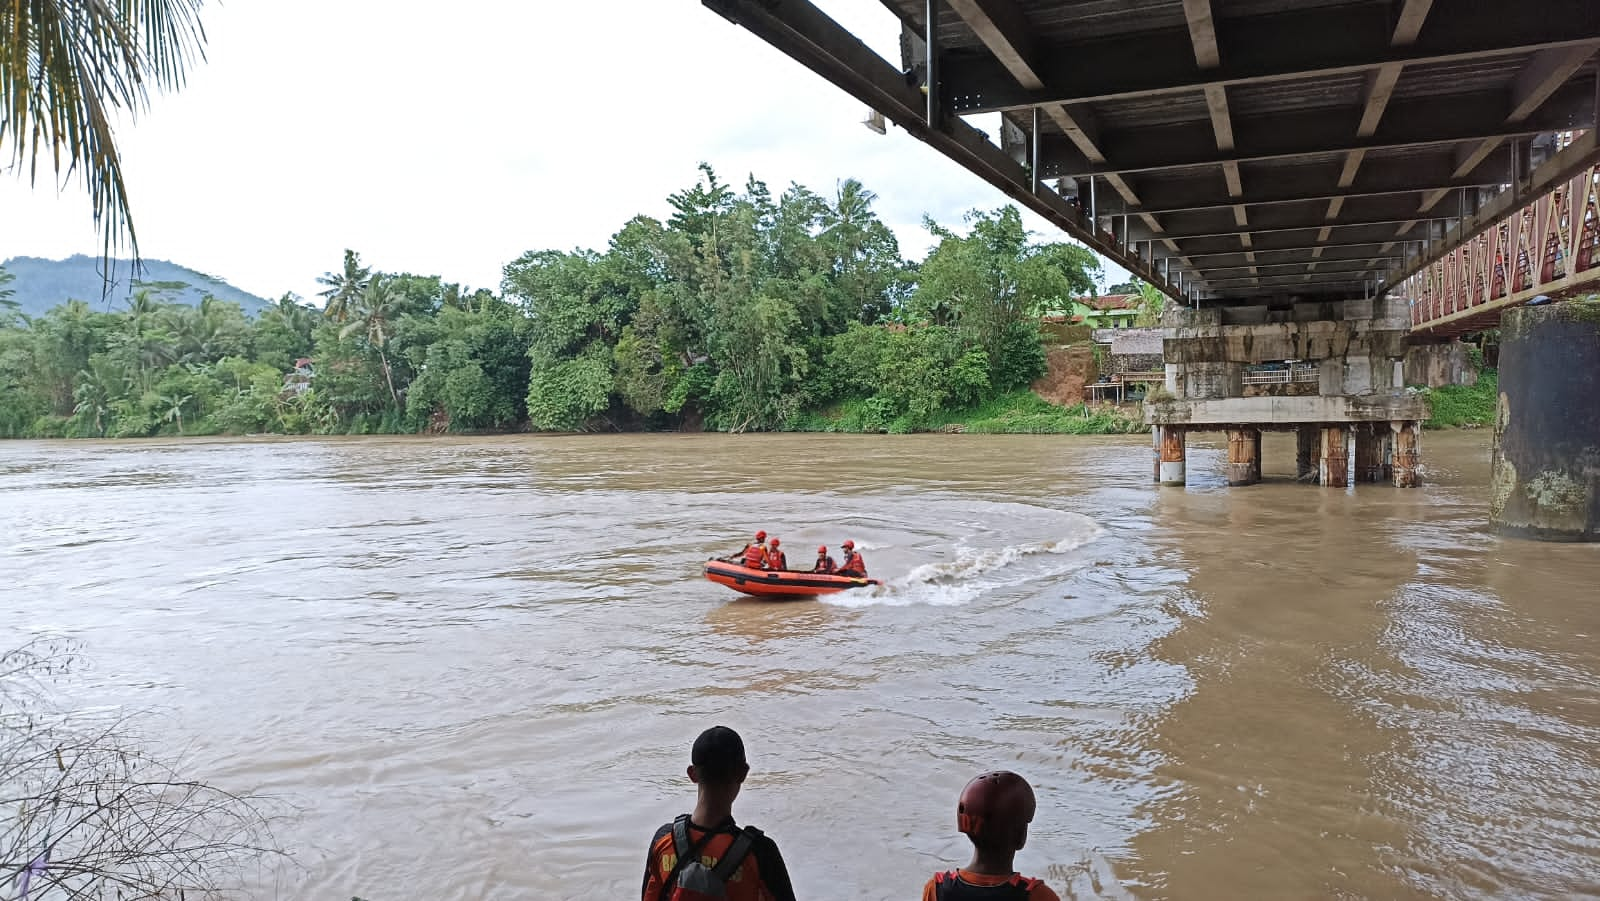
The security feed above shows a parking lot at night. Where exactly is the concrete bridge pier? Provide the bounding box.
[1158,425,1187,486]
[1391,421,1422,488]
[1354,426,1391,483]
[1490,301,1600,541]
[1296,426,1321,483]
[1225,428,1261,486]
[1320,426,1350,488]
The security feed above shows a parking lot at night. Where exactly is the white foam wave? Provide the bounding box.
[824,517,1104,608]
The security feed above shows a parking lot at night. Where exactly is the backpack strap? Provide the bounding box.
[708,826,758,882]
[658,816,717,901]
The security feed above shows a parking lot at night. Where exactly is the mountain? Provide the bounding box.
[0,255,275,318]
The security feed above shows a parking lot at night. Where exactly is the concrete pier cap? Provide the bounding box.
[1491,299,1600,541]
[1145,296,1428,488]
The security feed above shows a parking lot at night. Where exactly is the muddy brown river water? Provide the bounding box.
[2,432,1598,899]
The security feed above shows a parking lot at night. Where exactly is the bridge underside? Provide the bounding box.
[705,0,1600,313]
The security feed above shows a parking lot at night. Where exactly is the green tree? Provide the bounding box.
[317,250,372,323]
[339,276,406,410]
[1,0,209,255]
[0,264,15,311]
[916,206,1099,390]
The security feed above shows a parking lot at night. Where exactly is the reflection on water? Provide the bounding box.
[1,432,1597,899]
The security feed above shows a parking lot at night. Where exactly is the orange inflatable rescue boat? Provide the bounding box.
[704,559,879,599]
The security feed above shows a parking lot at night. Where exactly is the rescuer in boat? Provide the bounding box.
[921,771,1060,901]
[766,537,788,571]
[727,531,769,569]
[837,540,867,578]
[812,545,836,574]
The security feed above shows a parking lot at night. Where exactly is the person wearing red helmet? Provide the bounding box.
[729,531,769,569]
[765,537,787,571]
[812,545,836,574]
[836,539,867,578]
[921,771,1060,901]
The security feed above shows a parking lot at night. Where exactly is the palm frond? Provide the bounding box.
[0,0,208,259]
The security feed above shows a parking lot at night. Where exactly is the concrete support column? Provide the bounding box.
[1391,421,1422,488]
[1296,426,1321,483]
[1354,426,1387,483]
[1320,425,1349,488]
[1490,300,1600,540]
[1225,428,1261,486]
[1159,426,1187,486]
[1151,426,1161,483]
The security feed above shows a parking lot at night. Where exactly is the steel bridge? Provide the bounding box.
[703,0,1600,332]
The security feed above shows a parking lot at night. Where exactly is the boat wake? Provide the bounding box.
[823,514,1104,608]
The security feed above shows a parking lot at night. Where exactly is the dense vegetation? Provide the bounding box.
[0,167,1139,439]
[1422,369,1498,429]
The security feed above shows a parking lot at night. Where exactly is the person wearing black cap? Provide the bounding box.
[922,771,1060,900]
[641,726,797,901]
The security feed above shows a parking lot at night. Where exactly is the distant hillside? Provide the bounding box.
[0,255,274,318]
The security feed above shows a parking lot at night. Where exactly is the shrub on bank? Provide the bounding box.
[1421,369,1498,429]
[794,389,1142,435]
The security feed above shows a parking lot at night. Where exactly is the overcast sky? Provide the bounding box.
[0,0,1125,302]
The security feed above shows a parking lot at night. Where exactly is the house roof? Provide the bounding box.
[1077,294,1140,311]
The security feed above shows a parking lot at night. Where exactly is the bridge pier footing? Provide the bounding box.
[1296,426,1321,483]
[1225,428,1261,486]
[1355,426,1389,483]
[1491,300,1600,541]
[1158,425,1187,486]
[1320,426,1350,488]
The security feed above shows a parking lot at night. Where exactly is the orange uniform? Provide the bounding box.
[742,543,768,569]
[921,869,1061,901]
[838,549,866,577]
[642,817,796,901]
[766,543,787,571]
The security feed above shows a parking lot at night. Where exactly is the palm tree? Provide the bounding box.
[159,393,193,434]
[0,265,16,310]
[1,0,209,257]
[124,289,162,336]
[822,178,879,258]
[317,250,371,323]
[341,277,403,409]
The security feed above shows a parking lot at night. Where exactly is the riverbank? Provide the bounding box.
[1420,369,1498,429]
[790,389,1144,434]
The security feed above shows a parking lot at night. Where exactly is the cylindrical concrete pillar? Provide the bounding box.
[1160,426,1187,486]
[1151,426,1161,483]
[1321,425,1349,488]
[1225,428,1260,486]
[1391,420,1422,488]
[1250,429,1263,483]
[1491,300,1600,540]
[1296,426,1321,483]
[1354,426,1387,483]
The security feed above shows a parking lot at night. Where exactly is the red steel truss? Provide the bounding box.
[1405,160,1600,338]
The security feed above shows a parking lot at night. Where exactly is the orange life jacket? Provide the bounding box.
[742,543,768,569]
[767,548,787,571]
[814,554,836,574]
[840,550,865,575]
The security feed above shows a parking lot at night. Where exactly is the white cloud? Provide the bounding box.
[0,0,1126,301]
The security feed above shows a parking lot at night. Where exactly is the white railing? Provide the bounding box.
[1243,365,1318,385]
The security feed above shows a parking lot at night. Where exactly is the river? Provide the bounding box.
[1,432,1597,899]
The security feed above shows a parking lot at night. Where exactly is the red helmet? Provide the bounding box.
[842,539,855,550]
[754,530,767,542]
[957,771,1036,840]
[769,537,780,547]
[817,545,828,554]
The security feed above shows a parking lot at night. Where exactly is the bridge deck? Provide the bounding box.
[705,0,1600,310]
